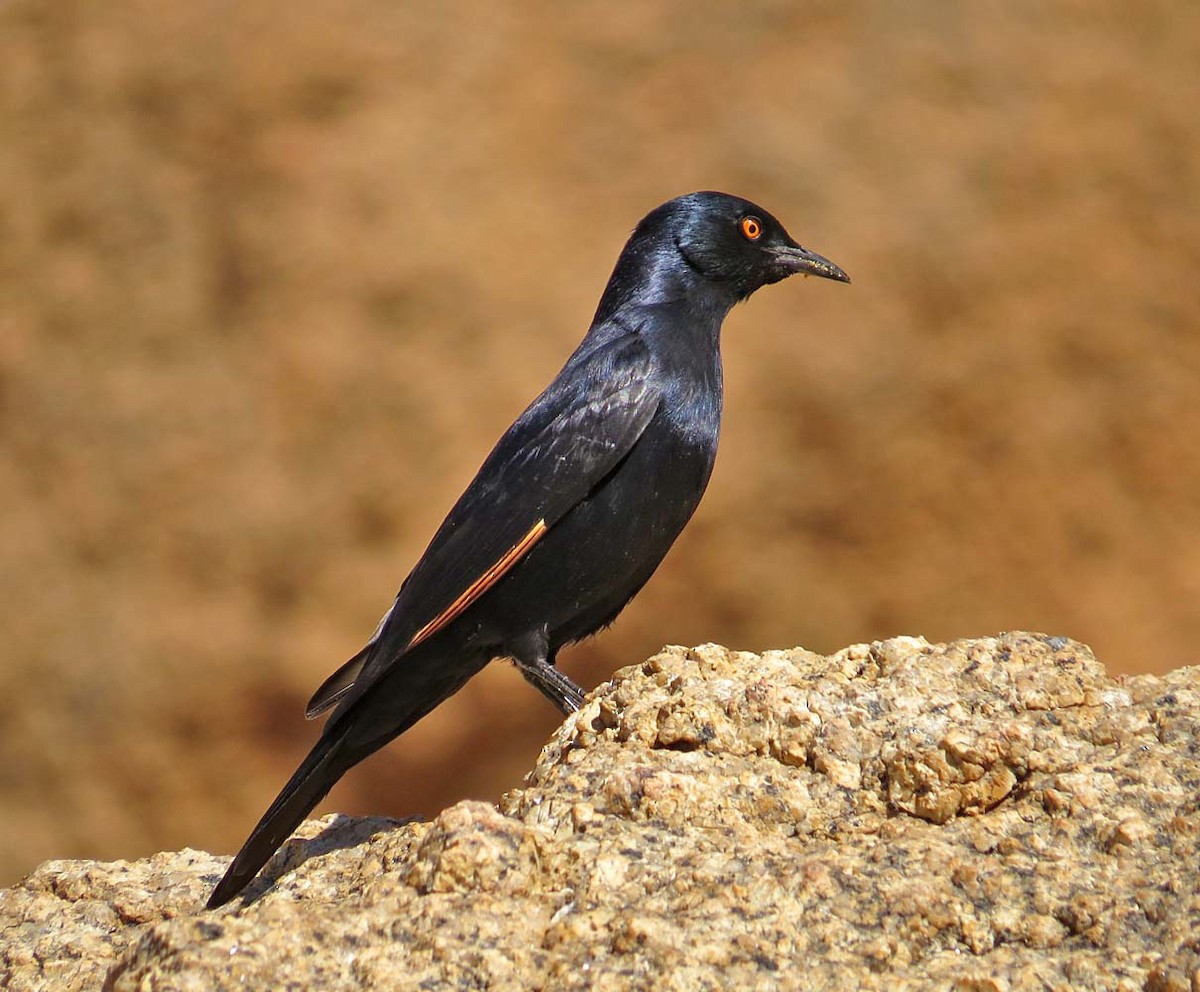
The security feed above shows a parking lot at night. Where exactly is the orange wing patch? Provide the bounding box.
[407,519,548,650]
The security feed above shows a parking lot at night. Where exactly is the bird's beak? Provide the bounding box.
[772,244,851,284]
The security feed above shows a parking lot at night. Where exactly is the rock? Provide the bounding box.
[2,633,1198,991]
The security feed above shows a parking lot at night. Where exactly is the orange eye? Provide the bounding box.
[740,216,763,241]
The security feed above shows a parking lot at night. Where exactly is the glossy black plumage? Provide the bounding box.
[206,191,849,909]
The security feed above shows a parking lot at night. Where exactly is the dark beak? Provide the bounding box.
[772,244,851,284]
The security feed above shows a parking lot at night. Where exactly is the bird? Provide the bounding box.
[206,191,849,909]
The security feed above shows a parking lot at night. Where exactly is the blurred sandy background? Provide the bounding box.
[2,1,1198,884]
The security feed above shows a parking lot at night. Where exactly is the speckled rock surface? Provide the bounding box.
[3,633,1198,991]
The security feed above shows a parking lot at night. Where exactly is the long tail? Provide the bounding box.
[206,724,359,909]
[206,645,488,909]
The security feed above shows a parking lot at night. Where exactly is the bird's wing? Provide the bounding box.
[305,331,659,718]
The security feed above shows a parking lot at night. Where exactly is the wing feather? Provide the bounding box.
[306,331,658,718]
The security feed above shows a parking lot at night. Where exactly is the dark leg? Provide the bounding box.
[508,627,586,714]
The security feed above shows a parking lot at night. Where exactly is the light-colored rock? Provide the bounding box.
[2,633,1198,990]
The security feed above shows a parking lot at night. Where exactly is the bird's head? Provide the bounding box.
[594,191,849,324]
[663,191,850,301]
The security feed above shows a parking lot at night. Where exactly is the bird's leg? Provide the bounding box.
[508,627,586,715]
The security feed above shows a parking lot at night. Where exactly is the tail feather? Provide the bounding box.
[206,726,355,909]
[207,644,489,909]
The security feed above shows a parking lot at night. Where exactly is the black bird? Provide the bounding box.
[206,191,848,908]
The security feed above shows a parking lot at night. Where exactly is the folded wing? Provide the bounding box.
[306,331,659,718]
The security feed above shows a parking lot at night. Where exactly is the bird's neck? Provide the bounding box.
[593,242,737,332]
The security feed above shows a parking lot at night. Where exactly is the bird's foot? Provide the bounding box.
[515,657,586,714]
